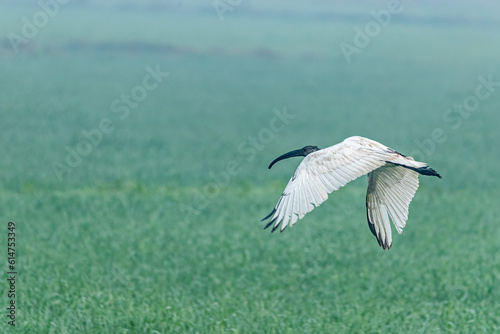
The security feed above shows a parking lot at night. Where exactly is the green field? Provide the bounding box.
[1,1,500,333]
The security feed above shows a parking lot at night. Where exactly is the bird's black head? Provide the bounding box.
[268,145,320,169]
[301,145,320,156]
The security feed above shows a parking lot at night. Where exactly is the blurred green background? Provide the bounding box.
[1,0,499,333]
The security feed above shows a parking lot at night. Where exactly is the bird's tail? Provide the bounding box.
[386,157,442,179]
[414,166,441,178]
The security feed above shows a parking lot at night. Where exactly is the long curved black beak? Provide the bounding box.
[268,148,306,169]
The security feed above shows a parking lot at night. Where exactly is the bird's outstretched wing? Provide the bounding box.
[263,138,390,232]
[366,164,419,249]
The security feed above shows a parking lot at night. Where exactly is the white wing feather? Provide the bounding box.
[366,165,419,249]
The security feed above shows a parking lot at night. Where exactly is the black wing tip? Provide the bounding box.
[261,208,276,222]
[376,235,392,250]
[264,217,277,230]
[367,215,392,250]
[367,219,377,238]
[263,208,279,231]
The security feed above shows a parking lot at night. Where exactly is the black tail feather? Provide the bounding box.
[416,166,442,179]
[387,161,442,179]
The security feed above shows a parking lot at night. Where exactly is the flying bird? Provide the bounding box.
[262,136,441,249]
